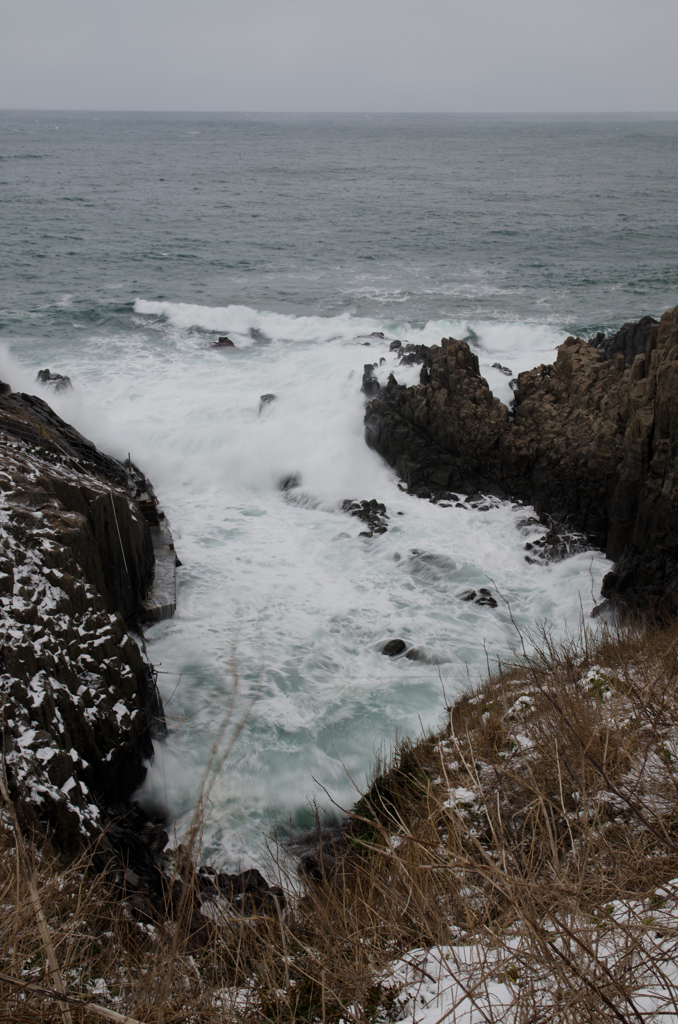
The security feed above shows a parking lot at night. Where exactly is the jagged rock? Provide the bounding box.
[36,368,72,392]
[365,304,678,619]
[458,588,498,608]
[399,343,431,366]
[590,315,658,364]
[212,336,236,348]
[259,393,277,414]
[492,362,513,376]
[0,392,166,855]
[279,474,301,492]
[342,498,389,536]
[365,338,508,496]
[382,639,407,656]
[361,364,380,398]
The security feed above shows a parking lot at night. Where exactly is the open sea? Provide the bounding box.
[1,110,677,867]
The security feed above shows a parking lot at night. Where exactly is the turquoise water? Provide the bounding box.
[1,111,676,866]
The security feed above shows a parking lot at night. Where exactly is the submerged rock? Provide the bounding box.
[382,638,407,656]
[212,336,236,348]
[259,393,277,414]
[36,368,72,392]
[279,474,301,492]
[458,588,498,608]
[342,498,389,536]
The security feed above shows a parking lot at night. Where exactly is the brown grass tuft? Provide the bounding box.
[4,618,678,1021]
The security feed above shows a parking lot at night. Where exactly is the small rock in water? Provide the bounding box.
[259,393,277,414]
[212,336,236,348]
[36,368,72,392]
[342,498,389,536]
[404,647,426,662]
[382,638,407,656]
[492,362,513,376]
[458,587,498,608]
[279,474,301,492]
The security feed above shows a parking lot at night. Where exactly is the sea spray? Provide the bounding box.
[0,300,610,868]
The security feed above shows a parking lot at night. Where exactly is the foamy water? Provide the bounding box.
[7,111,671,868]
[3,300,611,868]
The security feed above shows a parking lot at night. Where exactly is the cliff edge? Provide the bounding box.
[365,304,678,618]
[0,390,168,853]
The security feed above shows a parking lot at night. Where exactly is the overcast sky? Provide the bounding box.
[1,0,677,112]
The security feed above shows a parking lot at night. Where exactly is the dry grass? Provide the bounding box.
[4,618,678,1022]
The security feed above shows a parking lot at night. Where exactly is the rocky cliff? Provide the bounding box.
[365,304,678,618]
[0,390,167,853]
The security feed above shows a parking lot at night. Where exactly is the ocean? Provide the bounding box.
[1,110,677,867]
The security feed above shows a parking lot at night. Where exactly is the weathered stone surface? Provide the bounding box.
[0,394,166,854]
[382,639,407,656]
[36,368,73,392]
[365,304,678,618]
[342,498,389,536]
[590,315,658,364]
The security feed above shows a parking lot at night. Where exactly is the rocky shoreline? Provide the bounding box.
[2,301,677,910]
[0,388,177,897]
[364,303,678,619]
[0,385,284,918]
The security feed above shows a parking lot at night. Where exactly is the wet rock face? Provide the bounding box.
[382,639,407,656]
[0,395,165,853]
[36,369,73,392]
[342,498,389,536]
[365,339,509,498]
[590,315,658,365]
[365,304,678,619]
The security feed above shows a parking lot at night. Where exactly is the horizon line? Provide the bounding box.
[2,107,678,117]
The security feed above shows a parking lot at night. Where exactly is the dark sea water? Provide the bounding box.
[2,111,677,334]
[1,111,677,867]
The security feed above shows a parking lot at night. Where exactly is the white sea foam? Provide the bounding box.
[10,300,608,869]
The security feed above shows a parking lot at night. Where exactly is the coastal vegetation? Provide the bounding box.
[4,616,678,1021]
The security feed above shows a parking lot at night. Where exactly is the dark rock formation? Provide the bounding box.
[365,304,678,618]
[36,368,73,392]
[458,588,498,608]
[0,392,166,855]
[361,364,380,398]
[259,393,277,414]
[342,498,389,536]
[212,336,236,348]
[590,315,658,365]
[399,343,431,367]
[382,639,407,656]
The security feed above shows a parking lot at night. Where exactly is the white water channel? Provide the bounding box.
[2,301,611,868]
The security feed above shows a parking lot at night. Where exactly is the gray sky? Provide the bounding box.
[1,0,677,112]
